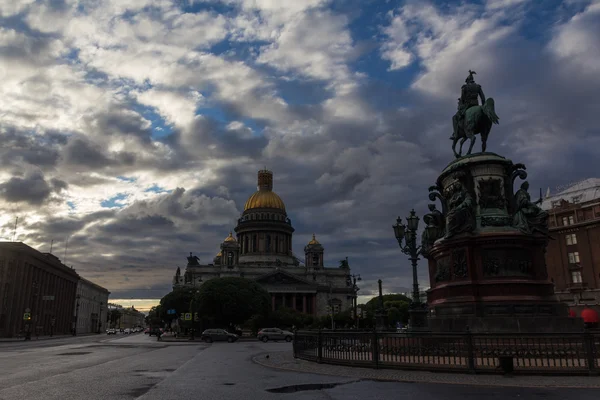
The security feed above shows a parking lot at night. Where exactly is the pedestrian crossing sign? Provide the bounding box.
[184,313,192,321]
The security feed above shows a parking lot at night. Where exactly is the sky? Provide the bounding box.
[1,0,599,312]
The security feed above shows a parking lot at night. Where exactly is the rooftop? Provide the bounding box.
[541,178,600,210]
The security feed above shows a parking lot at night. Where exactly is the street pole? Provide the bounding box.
[73,295,80,336]
[393,210,429,331]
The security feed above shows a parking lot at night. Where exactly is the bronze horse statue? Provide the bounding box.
[451,98,499,158]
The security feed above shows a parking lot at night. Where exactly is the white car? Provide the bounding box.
[106,328,117,335]
[124,328,131,334]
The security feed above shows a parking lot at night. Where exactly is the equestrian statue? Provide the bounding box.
[450,70,499,158]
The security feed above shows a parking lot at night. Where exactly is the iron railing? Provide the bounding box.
[293,329,600,375]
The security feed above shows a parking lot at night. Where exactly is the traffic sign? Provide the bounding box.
[193,312,199,322]
[23,313,31,321]
[184,313,192,321]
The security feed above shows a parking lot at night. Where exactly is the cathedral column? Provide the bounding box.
[271,294,275,311]
[282,294,286,308]
[302,295,307,313]
[293,294,297,311]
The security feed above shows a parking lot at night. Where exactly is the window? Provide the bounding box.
[568,252,580,264]
[566,233,578,245]
[569,215,575,225]
[312,254,319,266]
[252,235,257,252]
[562,217,568,226]
[571,270,582,284]
[227,252,234,266]
[244,236,249,253]
[266,235,271,252]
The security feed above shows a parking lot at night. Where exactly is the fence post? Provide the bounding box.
[293,329,298,359]
[372,327,379,369]
[317,329,323,363]
[466,326,476,374]
[583,328,598,375]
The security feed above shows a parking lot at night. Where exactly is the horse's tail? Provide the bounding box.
[483,98,499,124]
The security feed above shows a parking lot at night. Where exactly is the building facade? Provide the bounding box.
[108,303,145,329]
[0,242,80,338]
[542,178,600,322]
[173,169,355,317]
[75,278,110,334]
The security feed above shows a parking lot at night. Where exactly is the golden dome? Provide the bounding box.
[216,251,222,257]
[244,190,286,211]
[224,232,236,242]
[307,233,320,245]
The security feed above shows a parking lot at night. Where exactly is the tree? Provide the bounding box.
[362,293,411,327]
[159,287,197,324]
[195,277,271,327]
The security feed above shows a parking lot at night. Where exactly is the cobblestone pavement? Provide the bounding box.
[252,351,600,388]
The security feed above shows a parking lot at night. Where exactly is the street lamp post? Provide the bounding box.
[347,274,361,328]
[98,302,103,334]
[73,295,80,336]
[393,209,429,330]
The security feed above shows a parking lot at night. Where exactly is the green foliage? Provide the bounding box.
[146,305,163,327]
[361,293,411,326]
[159,287,197,321]
[195,277,271,327]
[109,308,122,326]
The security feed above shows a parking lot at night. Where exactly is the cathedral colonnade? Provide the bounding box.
[270,292,316,315]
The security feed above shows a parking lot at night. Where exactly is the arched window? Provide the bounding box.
[312,254,319,266]
[244,236,249,254]
[252,235,257,252]
[266,235,271,252]
[227,252,234,266]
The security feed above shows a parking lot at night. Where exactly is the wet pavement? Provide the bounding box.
[1,333,599,399]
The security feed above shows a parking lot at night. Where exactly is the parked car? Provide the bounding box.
[148,328,162,336]
[106,328,117,335]
[257,328,294,342]
[144,328,150,334]
[200,329,238,343]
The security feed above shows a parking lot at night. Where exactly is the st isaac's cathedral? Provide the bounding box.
[172,169,355,317]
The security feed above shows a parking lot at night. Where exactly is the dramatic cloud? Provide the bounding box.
[0,0,598,303]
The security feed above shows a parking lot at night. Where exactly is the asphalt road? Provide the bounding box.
[0,333,598,400]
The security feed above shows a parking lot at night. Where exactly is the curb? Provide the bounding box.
[251,352,600,389]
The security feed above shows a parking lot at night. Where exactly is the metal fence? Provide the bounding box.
[293,329,600,375]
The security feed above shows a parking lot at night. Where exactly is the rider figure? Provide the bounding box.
[451,70,486,140]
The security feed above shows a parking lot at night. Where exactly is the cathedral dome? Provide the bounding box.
[243,169,286,211]
[307,234,320,245]
[224,232,236,242]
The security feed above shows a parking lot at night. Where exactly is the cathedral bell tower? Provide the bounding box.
[220,232,240,268]
[304,234,324,270]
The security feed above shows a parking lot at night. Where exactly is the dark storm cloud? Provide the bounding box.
[0,171,56,205]
[62,137,112,169]
[0,127,63,170]
[91,107,153,143]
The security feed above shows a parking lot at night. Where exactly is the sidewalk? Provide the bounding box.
[0,332,99,343]
[253,351,600,389]
[160,335,259,343]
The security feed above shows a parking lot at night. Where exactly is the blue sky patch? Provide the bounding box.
[145,185,171,194]
[117,176,136,183]
[101,193,129,208]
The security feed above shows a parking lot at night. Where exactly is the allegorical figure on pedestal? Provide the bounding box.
[451,70,500,158]
[445,182,475,238]
[421,204,445,255]
[513,181,549,234]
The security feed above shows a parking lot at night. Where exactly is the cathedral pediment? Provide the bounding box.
[255,270,314,286]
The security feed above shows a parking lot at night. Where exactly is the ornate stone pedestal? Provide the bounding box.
[425,153,582,333]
